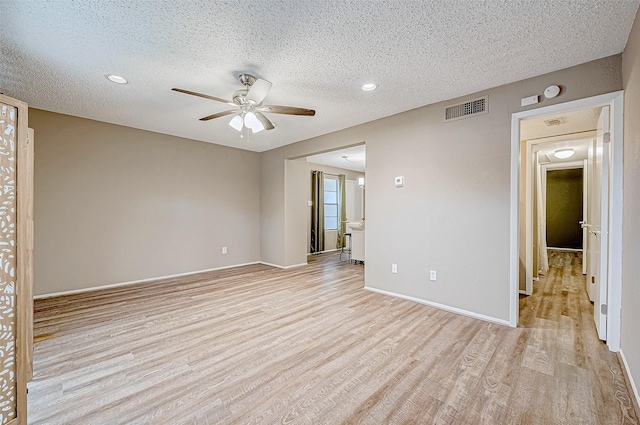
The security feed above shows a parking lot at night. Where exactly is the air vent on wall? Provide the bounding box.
[444,96,488,122]
[544,117,566,127]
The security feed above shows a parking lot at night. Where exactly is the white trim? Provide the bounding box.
[619,350,640,411]
[524,144,533,296]
[606,92,624,352]
[259,261,308,269]
[325,248,340,252]
[511,90,624,350]
[519,289,529,295]
[34,261,262,299]
[307,248,340,255]
[547,247,583,252]
[543,160,585,171]
[364,286,511,327]
[509,112,520,327]
[526,131,597,144]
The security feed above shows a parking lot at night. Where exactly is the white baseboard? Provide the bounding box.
[259,261,307,269]
[519,289,529,295]
[363,286,511,327]
[619,349,640,411]
[34,261,262,299]
[547,247,583,252]
[307,248,340,255]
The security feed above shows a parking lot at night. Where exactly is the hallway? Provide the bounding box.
[518,249,638,423]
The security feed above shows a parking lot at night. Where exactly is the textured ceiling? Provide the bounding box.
[522,107,603,164]
[1,1,638,152]
[306,145,366,173]
[520,107,601,141]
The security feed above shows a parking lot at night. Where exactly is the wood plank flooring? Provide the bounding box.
[28,250,638,424]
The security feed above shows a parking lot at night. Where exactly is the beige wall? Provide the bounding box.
[31,109,261,295]
[621,10,640,406]
[260,55,622,322]
[29,51,630,327]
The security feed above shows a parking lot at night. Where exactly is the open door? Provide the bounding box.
[588,105,610,341]
[585,143,595,301]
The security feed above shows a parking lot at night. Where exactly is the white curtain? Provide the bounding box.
[536,162,549,273]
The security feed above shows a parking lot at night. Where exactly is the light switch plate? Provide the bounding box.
[521,95,539,107]
[395,176,404,188]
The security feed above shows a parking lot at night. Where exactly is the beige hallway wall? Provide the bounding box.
[260,55,622,322]
[621,8,640,407]
[31,109,261,295]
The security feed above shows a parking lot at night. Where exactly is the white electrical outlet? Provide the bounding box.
[222,247,227,254]
[392,264,398,274]
[430,270,437,281]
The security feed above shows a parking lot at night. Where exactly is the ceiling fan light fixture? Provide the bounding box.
[361,82,378,92]
[244,112,265,133]
[554,148,575,159]
[229,115,243,131]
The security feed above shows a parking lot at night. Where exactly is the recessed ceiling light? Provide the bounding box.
[106,74,128,84]
[554,148,575,159]
[361,82,378,92]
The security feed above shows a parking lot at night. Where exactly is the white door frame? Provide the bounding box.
[510,91,623,352]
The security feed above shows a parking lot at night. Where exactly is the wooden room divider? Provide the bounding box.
[0,93,34,425]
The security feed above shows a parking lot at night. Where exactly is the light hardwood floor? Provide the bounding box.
[28,251,638,424]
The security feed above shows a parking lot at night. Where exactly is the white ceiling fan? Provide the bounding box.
[172,74,316,136]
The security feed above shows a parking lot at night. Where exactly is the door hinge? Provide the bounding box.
[601,304,608,315]
[603,132,611,144]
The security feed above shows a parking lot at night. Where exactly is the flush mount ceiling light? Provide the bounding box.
[361,82,378,92]
[554,148,575,159]
[105,74,128,84]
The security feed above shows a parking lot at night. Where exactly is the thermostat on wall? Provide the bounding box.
[395,176,404,188]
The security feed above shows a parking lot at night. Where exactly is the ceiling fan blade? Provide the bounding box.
[172,88,235,105]
[247,78,272,104]
[199,109,238,121]
[254,111,275,130]
[261,105,316,116]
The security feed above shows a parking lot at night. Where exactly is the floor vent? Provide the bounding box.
[444,96,488,122]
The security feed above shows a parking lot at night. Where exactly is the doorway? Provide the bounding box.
[545,167,584,250]
[510,91,623,352]
[283,143,365,267]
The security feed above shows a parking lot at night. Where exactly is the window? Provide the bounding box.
[324,178,338,230]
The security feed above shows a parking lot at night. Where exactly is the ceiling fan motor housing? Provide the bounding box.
[233,89,252,106]
[238,73,257,88]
